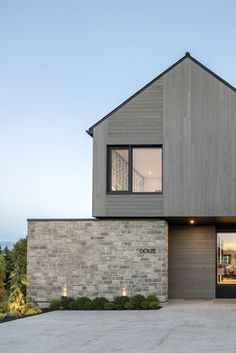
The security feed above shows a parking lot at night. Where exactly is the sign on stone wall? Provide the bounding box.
[139,248,156,254]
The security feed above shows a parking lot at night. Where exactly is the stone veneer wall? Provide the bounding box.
[27,219,168,304]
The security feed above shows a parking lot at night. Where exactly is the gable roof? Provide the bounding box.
[87,52,236,137]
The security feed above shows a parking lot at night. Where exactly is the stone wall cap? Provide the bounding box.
[27,218,165,222]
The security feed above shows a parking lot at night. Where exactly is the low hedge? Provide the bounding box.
[49,294,160,310]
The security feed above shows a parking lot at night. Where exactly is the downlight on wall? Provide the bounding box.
[62,285,68,298]
[122,287,128,296]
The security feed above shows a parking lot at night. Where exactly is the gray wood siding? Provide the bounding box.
[163,59,236,216]
[92,57,236,217]
[168,225,216,299]
[92,79,163,217]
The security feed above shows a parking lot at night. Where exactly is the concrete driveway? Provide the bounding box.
[0,300,236,353]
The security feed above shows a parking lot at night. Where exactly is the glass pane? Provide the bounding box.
[217,233,236,285]
[132,148,162,192]
[111,149,129,191]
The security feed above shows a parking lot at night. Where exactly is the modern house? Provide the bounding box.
[28,52,236,305]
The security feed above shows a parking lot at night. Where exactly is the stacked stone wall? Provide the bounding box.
[27,219,168,303]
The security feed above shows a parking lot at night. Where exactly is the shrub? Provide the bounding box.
[92,297,109,310]
[7,272,29,315]
[130,294,145,309]
[113,296,130,310]
[0,312,6,320]
[8,309,22,317]
[49,299,63,310]
[148,301,159,310]
[48,295,160,311]
[61,297,74,310]
[140,299,149,310]
[68,300,78,310]
[124,301,134,310]
[146,295,160,309]
[104,302,116,310]
[74,297,93,310]
[24,306,42,316]
[0,300,7,313]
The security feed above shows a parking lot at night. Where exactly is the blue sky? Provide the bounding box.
[1,0,236,240]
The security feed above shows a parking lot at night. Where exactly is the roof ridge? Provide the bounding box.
[87,53,236,136]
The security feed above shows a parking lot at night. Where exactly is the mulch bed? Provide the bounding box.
[0,309,50,324]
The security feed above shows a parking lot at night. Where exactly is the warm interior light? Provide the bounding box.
[190,219,195,224]
[148,171,152,175]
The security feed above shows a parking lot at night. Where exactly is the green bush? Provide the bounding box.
[104,302,116,310]
[74,297,93,310]
[124,301,134,310]
[148,301,159,309]
[49,295,160,311]
[140,299,149,309]
[49,299,63,310]
[61,297,74,309]
[68,300,78,310]
[0,312,6,320]
[146,295,160,309]
[92,297,109,310]
[130,294,145,309]
[113,296,130,310]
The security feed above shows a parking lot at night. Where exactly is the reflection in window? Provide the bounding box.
[111,149,129,191]
[217,233,236,285]
[132,148,162,192]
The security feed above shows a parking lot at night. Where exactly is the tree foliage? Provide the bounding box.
[1,246,14,286]
[12,238,27,275]
[0,255,6,300]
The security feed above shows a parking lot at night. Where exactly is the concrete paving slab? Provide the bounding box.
[0,300,236,353]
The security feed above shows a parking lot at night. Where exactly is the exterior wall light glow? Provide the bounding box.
[122,287,128,296]
[190,219,195,224]
[62,285,68,298]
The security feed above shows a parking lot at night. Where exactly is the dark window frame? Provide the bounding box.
[107,145,163,194]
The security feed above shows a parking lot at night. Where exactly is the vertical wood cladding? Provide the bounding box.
[92,56,236,217]
[163,58,236,216]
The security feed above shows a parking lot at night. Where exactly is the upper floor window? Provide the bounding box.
[107,146,162,193]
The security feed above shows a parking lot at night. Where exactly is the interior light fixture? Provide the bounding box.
[190,219,195,224]
[148,171,152,175]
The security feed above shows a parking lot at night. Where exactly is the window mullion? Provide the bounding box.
[129,146,132,192]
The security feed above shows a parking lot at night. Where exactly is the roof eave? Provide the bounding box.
[86,52,236,137]
[86,129,93,137]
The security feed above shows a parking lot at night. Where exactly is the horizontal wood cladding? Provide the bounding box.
[92,56,236,217]
[92,78,163,217]
[163,58,236,216]
[104,194,163,217]
[168,225,216,299]
[106,79,163,145]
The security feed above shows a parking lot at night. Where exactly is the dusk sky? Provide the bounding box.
[1,0,236,241]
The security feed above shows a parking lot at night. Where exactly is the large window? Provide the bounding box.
[217,233,236,285]
[108,146,162,193]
